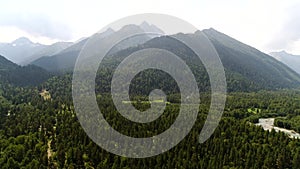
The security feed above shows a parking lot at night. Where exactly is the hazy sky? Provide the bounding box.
[0,0,299,54]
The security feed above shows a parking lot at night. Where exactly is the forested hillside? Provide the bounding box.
[0,55,51,86]
[92,32,300,94]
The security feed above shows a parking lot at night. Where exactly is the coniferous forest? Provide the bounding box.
[1,71,300,169]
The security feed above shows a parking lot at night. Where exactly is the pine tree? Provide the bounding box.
[292,149,300,169]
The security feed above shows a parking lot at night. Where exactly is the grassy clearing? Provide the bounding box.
[247,108,261,114]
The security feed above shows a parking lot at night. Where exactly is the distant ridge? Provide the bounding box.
[31,22,164,71]
[0,37,45,64]
[0,37,72,65]
[269,51,300,75]
[21,41,73,65]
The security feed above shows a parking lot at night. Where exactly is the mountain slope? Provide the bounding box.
[201,28,300,91]
[269,51,300,75]
[0,55,51,86]
[31,38,88,72]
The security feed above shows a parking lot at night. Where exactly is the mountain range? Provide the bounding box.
[0,22,300,91]
[92,28,300,92]
[0,37,73,65]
